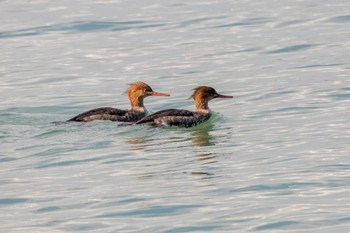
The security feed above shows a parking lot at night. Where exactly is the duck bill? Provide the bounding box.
[150,91,170,97]
[215,94,233,98]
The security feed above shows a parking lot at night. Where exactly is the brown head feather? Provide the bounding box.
[125,81,153,96]
[189,86,232,111]
[189,86,218,100]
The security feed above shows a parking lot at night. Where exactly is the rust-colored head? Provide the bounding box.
[190,86,233,111]
[126,82,170,109]
[190,86,233,101]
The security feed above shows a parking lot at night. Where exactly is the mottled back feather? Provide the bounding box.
[135,109,194,124]
[67,107,145,122]
[135,109,210,127]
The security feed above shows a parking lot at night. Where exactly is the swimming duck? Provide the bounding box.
[132,86,233,127]
[67,81,169,122]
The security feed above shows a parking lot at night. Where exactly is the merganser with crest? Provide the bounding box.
[67,82,169,122]
[132,86,233,127]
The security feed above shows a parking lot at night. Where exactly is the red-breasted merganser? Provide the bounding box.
[133,86,233,127]
[67,82,169,122]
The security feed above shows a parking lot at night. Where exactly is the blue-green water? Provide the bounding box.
[1,0,350,232]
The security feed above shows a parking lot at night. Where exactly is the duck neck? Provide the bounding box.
[129,95,146,112]
[195,99,211,114]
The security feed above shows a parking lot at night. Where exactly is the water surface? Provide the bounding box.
[1,0,350,232]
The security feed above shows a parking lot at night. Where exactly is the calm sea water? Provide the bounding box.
[1,0,350,232]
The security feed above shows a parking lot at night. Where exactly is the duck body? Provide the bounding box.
[67,107,146,122]
[135,109,211,127]
[134,86,232,128]
[67,82,169,122]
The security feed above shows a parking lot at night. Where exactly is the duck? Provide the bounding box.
[131,86,233,127]
[67,81,169,122]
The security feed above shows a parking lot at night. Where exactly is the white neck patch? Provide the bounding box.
[132,106,147,113]
[196,108,211,114]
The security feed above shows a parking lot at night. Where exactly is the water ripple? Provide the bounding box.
[267,44,315,54]
[36,156,105,169]
[96,204,201,218]
[164,225,223,232]
[216,17,273,28]
[294,63,343,69]
[254,221,299,231]
[0,198,29,206]
[329,15,350,23]
[0,20,166,39]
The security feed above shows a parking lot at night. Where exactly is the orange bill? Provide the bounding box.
[215,94,233,98]
[150,91,170,96]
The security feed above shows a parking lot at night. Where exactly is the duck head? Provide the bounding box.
[127,82,170,111]
[190,86,233,112]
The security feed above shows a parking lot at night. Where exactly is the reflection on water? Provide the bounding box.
[125,136,153,151]
[191,171,214,176]
[191,120,216,147]
[124,120,217,151]
[195,153,216,161]
[123,121,219,180]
